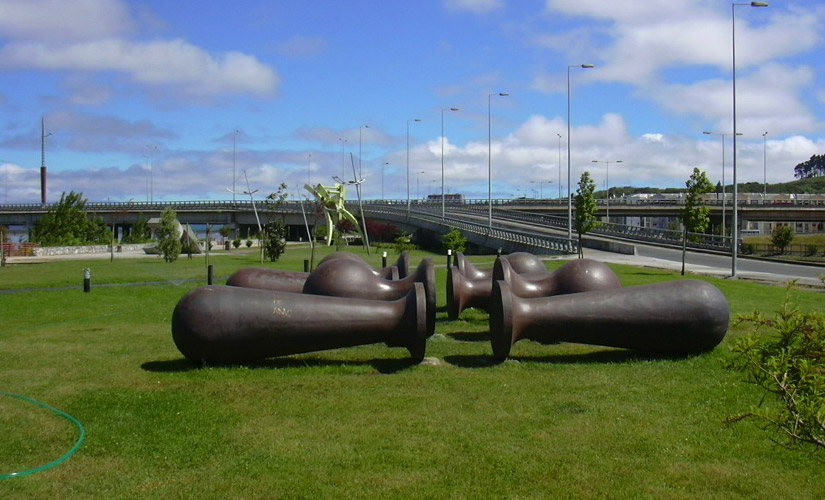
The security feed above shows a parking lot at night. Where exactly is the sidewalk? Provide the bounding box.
[553,249,825,288]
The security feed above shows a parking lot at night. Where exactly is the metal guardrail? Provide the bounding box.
[0,200,305,213]
[361,204,575,254]
[361,202,731,254]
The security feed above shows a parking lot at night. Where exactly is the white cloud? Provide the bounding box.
[0,0,134,43]
[650,63,820,135]
[445,0,505,14]
[0,39,280,97]
[0,0,280,99]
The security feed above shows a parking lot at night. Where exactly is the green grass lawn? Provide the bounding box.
[1,247,824,499]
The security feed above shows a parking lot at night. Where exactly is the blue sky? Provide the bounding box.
[1,0,824,203]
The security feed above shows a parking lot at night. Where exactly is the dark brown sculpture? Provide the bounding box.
[493,257,622,298]
[447,252,546,319]
[489,279,730,360]
[304,256,437,337]
[226,267,308,293]
[319,251,410,280]
[172,283,427,364]
[225,251,410,292]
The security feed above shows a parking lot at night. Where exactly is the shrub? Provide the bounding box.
[232,238,241,249]
[157,206,182,263]
[771,225,794,254]
[727,283,825,452]
[261,220,287,262]
[393,231,418,255]
[443,228,468,254]
[245,239,253,248]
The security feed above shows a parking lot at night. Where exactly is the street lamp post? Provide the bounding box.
[359,125,369,180]
[557,133,562,200]
[762,131,768,198]
[567,64,595,243]
[441,107,459,220]
[488,92,509,231]
[40,117,52,205]
[145,144,157,203]
[382,162,388,200]
[592,160,621,221]
[232,129,239,204]
[732,1,768,277]
[416,170,425,201]
[406,118,421,212]
[530,180,552,199]
[703,131,741,237]
[338,137,347,180]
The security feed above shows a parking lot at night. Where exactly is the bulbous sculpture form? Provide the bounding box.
[303,256,437,337]
[489,279,730,360]
[492,257,622,298]
[447,251,546,319]
[172,283,427,364]
[225,251,410,292]
[319,251,410,280]
[226,267,308,293]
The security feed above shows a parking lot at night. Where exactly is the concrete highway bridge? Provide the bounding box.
[1,197,823,254]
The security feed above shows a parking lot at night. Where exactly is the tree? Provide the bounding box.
[574,171,599,258]
[680,168,714,275]
[793,154,825,179]
[157,206,182,262]
[262,183,289,262]
[122,214,152,244]
[443,228,468,254]
[30,191,112,246]
[728,285,825,452]
[771,225,794,254]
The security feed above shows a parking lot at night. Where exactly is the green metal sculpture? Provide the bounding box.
[304,183,363,247]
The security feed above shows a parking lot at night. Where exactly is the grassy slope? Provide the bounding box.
[1,248,824,499]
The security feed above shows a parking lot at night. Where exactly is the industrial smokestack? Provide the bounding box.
[40,117,51,205]
[40,166,47,205]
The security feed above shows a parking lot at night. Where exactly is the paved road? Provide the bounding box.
[572,244,825,288]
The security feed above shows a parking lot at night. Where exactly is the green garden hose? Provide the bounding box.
[0,392,86,479]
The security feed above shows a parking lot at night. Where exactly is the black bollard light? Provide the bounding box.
[83,268,91,293]
[447,249,452,268]
[304,259,310,272]
[382,251,388,269]
[207,265,214,285]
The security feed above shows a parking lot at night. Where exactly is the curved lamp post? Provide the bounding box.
[592,160,621,221]
[406,118,421,212]
[567,64,595,244]
[441,107,459,220]
[703,130,741,238]
[488,93,508,231]
[731,1,768,277]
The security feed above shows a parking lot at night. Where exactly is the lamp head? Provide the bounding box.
[581,64,595,68]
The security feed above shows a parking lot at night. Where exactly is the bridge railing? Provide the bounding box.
[361,204,576,254]
[363,202,731,253]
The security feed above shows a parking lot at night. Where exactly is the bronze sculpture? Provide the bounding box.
[226,251,411,292]
[303,256,437,337]
[492,257,622,298]
[447,252,545,319]
[489,279,729,360]
[172,283,428,364]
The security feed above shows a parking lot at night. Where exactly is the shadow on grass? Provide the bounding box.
[444,349,691,368]
[141,356,417,374]
[511,349,692,364]
[446,331,489,342]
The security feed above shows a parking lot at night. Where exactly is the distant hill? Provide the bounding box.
[604,177,825,197]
